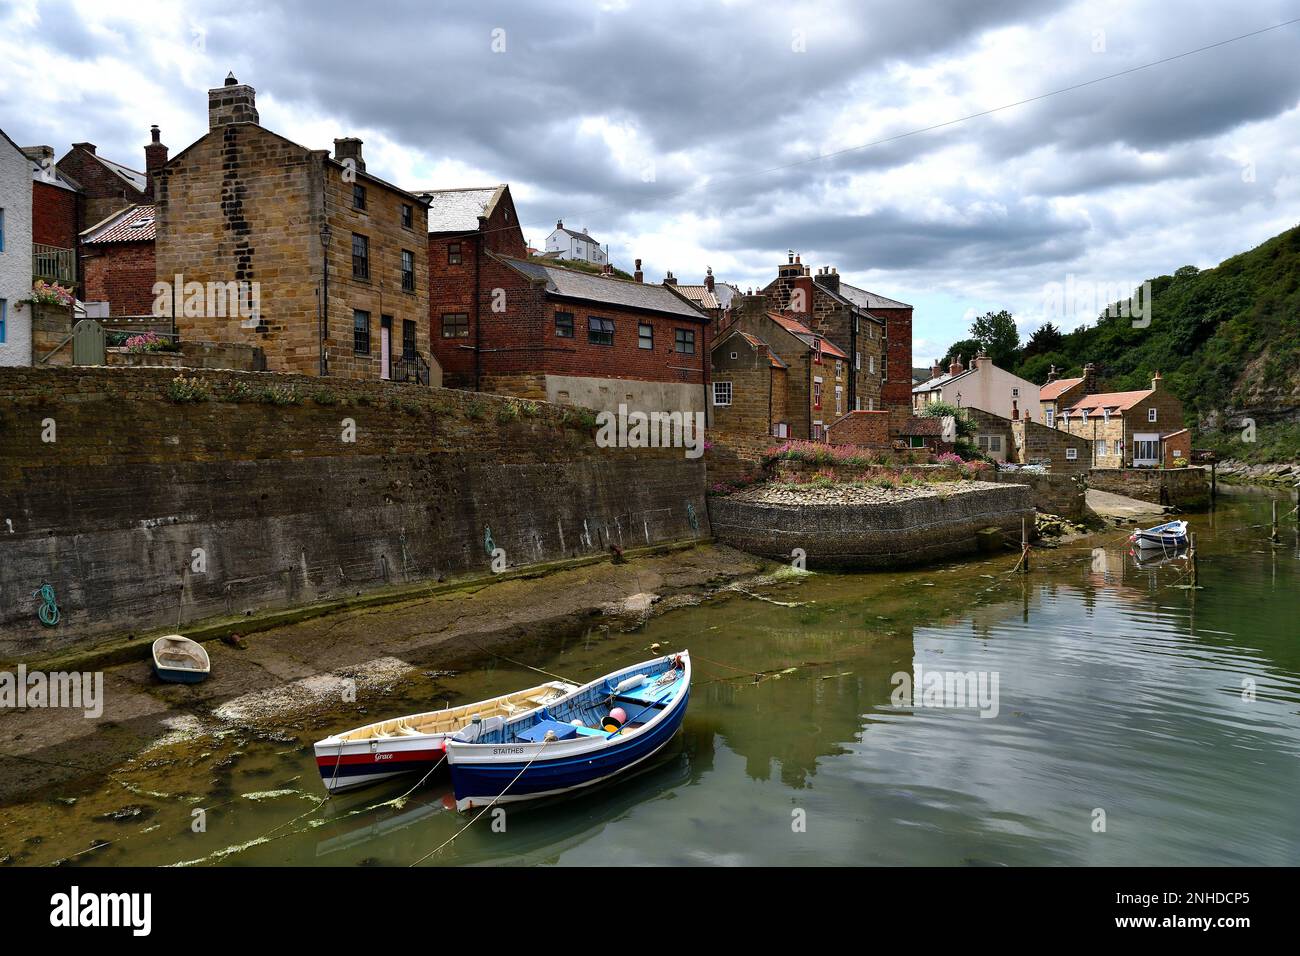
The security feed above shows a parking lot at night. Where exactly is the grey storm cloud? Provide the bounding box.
[2,0,1298,327]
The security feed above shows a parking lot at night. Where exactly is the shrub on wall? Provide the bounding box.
[167,376,210,403]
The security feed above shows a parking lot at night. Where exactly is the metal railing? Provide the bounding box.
[33,244,76,284]
[390,352,430,385]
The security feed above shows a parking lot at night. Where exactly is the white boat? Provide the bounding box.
[151,635,211,684]
[1128,519,1189,550]
[313,680,576,793]
[446,651,690,811]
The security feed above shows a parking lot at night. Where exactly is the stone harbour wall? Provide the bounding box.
[707,482,1033,569]
[0,366,708,660]
[1087,467,1210,509]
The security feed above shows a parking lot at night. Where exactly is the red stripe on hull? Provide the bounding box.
[315,746,443,769]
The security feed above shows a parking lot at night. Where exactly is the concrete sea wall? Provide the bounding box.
[708,483,1034,570]
[0,367,708,660]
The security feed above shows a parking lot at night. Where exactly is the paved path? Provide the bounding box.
[1086,488,1171,521]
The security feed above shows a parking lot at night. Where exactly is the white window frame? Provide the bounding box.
[1148,407,1158,422]
[1066,447,1078,461]
[1095,439,1107,458]
[1045,408,1055,428]
[712,381,733,407]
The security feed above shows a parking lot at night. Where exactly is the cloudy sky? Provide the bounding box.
[3,0,1299,365]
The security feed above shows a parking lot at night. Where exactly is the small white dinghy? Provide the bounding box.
[1128,519,1189,550]
[313,680,577,793]
[151,635,211,684]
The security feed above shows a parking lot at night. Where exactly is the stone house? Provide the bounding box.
[1058,372,1184,467]
[749,253,889,417]
[723,308,851,440]
[414,184,526,390]
[709,326,789,438]
[155,75,435,383]
[446,251,710,413]
[1038,363,1097,427]
[0,127,34,365]
[79,204,157,316]
[913,352,1040,422]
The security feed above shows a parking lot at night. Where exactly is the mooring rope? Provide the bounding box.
[407,737,555,867]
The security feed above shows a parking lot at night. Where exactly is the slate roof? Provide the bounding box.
[496,256,708,320]
[912,367,974,393]
[829,280,909,311]
[1040,376,1084,400]
[82,204,156,243]
[412,185,503,232]
[92,153,147,192]
[555,225,601,244]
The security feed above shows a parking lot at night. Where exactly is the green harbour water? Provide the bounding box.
[3,485,1298,867]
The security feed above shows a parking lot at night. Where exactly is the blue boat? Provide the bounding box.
[1128,519,1189,550]
[445,651,690,811]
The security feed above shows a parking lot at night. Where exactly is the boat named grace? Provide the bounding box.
[313,680,576,793]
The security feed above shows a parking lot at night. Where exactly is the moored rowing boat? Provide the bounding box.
[313,680,576,793]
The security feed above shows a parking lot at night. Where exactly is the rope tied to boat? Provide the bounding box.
[408,737,556,867]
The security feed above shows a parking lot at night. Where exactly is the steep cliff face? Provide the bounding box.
[0,368,708,658]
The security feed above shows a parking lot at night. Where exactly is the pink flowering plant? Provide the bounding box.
[125,331,170,353]
[29,280,75,307]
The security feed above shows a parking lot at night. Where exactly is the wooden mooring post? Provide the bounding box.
[1188,533,1199,587]
[1020,516,1030,574]
[1271,499,1281,544]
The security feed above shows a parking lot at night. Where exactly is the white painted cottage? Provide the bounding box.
[912,352,1040,422]
[0,127,34,366]
[544,219,608,266]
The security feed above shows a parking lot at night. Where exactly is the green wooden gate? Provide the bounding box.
[71,319,106,366]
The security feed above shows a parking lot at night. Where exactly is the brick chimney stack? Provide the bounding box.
[1046,364,1059,383]
[144,125,168,199]
[634,258,643,283]
[1151,370,1162,390]
[72,142,96,155]
[663,271,678,286]
[208,73,259,128]
[704,266,715,293]
[814,265,840,294]
[949,355,965,377]
[333,137,365,172]
[931,359,943,379]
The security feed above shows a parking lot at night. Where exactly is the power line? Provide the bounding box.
[422,16,1300,252]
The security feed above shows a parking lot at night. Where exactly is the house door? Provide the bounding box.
[1132,432,1160,466]
[380,315,392,379]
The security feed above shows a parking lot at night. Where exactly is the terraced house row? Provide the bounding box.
[5,73,932,443]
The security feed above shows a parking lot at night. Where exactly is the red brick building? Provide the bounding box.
[437,250,711,413]
[416,184,526,389]
[23,146,82,291]
[80,204,156,316]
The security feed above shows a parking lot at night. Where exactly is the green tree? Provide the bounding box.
[969,309,1021,368]
[1023,322,1064,357]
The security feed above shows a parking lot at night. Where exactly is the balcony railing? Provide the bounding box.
[391,352,430,386]
[33,244,76,285]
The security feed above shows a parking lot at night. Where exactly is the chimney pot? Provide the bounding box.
[144,125,169,199]
[949,355,965,377]
[73,142,96,155]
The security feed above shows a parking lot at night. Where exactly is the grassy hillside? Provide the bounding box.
[947,225,1300,462]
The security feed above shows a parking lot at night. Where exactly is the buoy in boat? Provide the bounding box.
[602,714,624,733]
